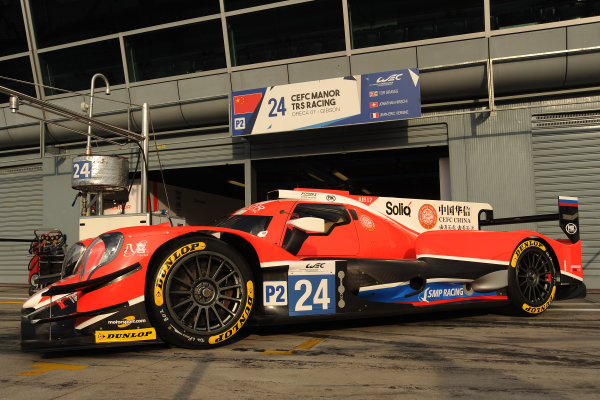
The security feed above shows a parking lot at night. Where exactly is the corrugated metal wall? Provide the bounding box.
[442,109,538,227]
[248,122,448,160]
[532,111,600,289]
[0,164,43,284]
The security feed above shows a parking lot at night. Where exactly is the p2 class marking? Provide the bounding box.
[263,281,288,306]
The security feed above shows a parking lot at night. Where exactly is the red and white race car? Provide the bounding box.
[21,188,585,350]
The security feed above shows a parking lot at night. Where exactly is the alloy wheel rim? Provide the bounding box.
[516,249,553,305]
[165,251,244,334]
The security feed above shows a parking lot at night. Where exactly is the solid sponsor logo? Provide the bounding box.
[209,281,254,344]
[305,262,325,269]
[418,204,437,229]
[359,215,376,231]
[565,223,577,234]
[95,328,156,343]
[511,240,546,267]
[154,242,206,306]
[326,195,336,202]
[107,316,147,328]
[385,201,412,217]
[522,286,556,314]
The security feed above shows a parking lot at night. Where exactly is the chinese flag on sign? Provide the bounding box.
[233,93,263,114]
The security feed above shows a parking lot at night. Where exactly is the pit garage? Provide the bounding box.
[142,124,450,226]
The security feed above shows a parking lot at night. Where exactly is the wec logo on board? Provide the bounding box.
[376,73,403,84]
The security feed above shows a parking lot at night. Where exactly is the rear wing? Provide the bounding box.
[479,196,580,244]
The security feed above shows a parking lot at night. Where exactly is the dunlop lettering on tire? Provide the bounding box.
[507,238,556,316]
[146,236,254,349]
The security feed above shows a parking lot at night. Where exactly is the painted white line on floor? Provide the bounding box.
[0,297,27,300]
[552,308,600,312]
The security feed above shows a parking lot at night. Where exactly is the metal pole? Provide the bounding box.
[141,103,149,214]
[86,73,110,155]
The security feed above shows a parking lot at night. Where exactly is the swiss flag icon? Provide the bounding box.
[369,102,378,108]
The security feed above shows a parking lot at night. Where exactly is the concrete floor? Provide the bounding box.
[1,285,599,399]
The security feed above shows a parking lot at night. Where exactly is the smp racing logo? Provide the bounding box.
[154,242,206,306]
[418,284,468,303]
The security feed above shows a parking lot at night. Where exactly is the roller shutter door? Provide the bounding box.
[0,164,43,284]
[532,112,600,289]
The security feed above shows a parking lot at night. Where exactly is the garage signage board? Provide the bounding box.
[231,69,421,136]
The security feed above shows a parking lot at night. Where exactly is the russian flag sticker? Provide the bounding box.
[559,196,578,207]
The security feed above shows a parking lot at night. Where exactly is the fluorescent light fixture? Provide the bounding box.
[333,170,349,181]
[361,188,372,195]
[227,180,245,188]
[306,171,325,182]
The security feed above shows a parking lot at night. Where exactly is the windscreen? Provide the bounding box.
[216,215,273,236]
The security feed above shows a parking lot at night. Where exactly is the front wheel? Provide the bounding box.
[146,236,255,348]
[507,239,556,315]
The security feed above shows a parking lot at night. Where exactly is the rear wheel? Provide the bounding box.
[147,236,255,348]
[507,239,556,315]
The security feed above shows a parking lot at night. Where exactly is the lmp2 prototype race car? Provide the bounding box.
[21,188,585,350]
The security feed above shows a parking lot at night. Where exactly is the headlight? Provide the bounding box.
[79,232,124,276]
[62,242,87,277]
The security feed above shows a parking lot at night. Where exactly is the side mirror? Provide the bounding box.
[286,217,327,234]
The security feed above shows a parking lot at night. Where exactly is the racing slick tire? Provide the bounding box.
[146,236,255,349]
[507,239,557,316]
